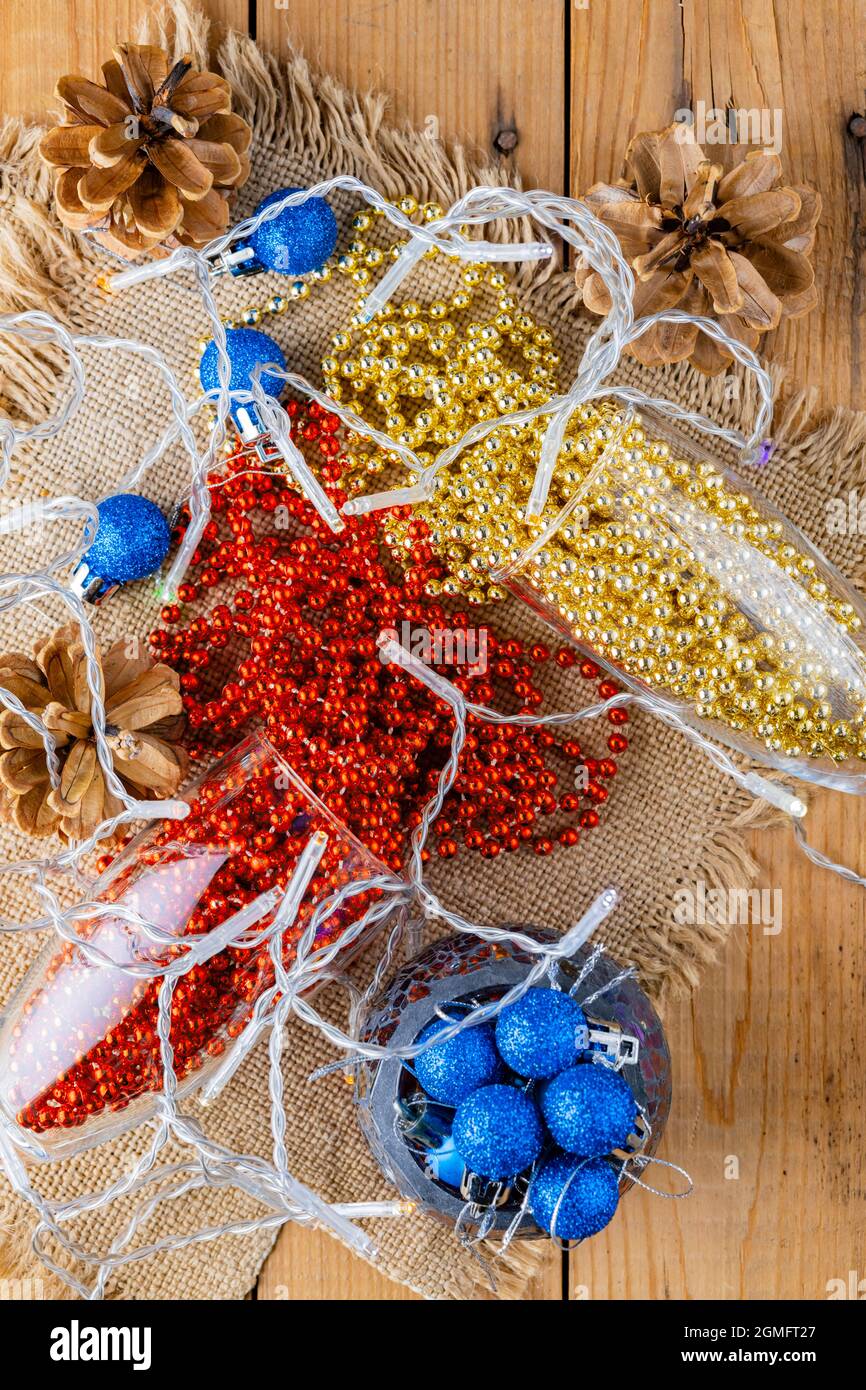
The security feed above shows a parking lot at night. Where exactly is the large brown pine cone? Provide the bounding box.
[0,624,186,843]
[39,43,252,258]
[575,122,821,374]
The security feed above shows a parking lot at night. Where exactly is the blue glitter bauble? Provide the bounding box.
[540,1064,636,1157]
[495,987,587,1078]
[198,327,287,402]
[529,1155,619,1241]
[84,494,170,584]
[452,1084,544,1181]
[246,188,338,276]
[414,1016,502,1106]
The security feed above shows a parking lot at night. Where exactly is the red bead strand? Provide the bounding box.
[9,403,631,1139]
[149,402,629,866]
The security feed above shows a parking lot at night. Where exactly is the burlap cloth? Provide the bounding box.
[1,3,865,1300]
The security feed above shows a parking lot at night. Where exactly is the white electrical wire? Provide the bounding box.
[0,175,848,1296]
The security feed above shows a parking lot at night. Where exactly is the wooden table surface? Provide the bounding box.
[2,0,865,1301]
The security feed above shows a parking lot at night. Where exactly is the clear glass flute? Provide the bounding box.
[0,734,395,1160]
[499,406,866,792]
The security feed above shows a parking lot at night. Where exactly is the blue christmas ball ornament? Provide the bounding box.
[529,1155,620,1241]
[452,1084,544,1181]
[540,1063,636,1157]
[246,188,338,276]
[414,1016,502,1106]
[495,987,587,1078]
[74,494,170,600]
[198,327,287,406]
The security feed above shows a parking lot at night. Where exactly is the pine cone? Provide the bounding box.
[575,123,821,373]
[0,624,187,842]
[39,43,252,258]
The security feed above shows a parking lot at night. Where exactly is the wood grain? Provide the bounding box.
[1,0,865,1303]
[571,795,866,1299]
[257,1224,424,1301]
[258,0,567,193]
[0,0,247,124]
[571,0,866,412]
[565,0,866,1298]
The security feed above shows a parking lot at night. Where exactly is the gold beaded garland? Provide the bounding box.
[505,419,866,767]
[196,197,450,354]
[196,198,454,460]
[317,212,866,771]
[321,234,578,605]
[200,188,866,772]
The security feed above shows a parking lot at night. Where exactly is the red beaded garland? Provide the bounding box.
[148,401,629,867]
[9,403,632,1139]
[11,745,382,1135]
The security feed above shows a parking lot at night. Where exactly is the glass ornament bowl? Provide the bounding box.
[0,734,396,1162]
[355,929,671,1237]
[499,406,866,794]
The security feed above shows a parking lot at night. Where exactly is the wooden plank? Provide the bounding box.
[570,0,866,411]
[569,0,866,1297]
[255,0,567,1301]
[0,0,248,124]
[2,0,864,1305]
[256,1224,423,1301]
[256,1219,564,1301]
[573,797,866,1299]
[258,0,567,192]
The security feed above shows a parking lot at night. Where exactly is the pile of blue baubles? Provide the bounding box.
[413,987,637,1242]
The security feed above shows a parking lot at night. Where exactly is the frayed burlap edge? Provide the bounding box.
[1,0,866,1301]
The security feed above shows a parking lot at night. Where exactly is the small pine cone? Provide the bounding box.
[0,623,187,844]
[40,43,252,258]
[575,122,821,374]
